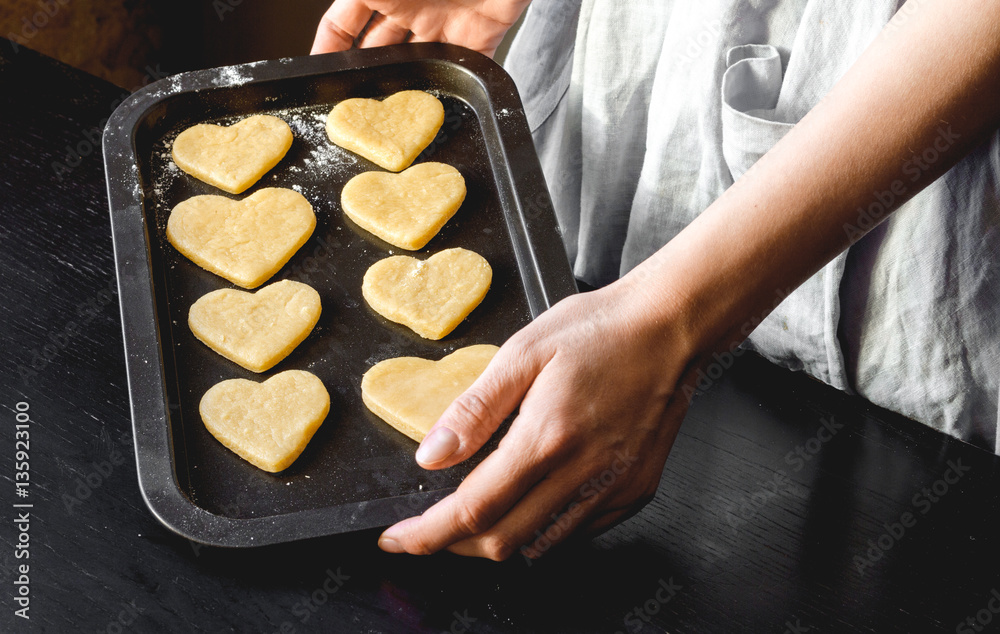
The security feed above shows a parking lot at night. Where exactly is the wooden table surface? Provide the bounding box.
[2,40,999,634]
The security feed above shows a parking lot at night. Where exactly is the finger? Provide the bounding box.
[311,0,373,54]
[358,13,411,49]
[379,423,552,555]
[414,336,552,469]
[445,468,599,561]
[447,451,660,560]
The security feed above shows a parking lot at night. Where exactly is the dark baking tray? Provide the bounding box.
[104,44,576,547]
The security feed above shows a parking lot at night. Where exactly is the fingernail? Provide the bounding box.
[415,427,459,465]
[378,535,404,553]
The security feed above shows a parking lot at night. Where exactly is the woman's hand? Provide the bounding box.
[311,0,532,57]
[376,273,697,560]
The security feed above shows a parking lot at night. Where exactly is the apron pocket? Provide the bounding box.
[720,43,795,180]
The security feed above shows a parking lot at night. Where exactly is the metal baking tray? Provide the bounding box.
[104,44,576,547]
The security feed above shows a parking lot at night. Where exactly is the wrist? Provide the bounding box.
[612,213,775,366]
[606,262,703,373]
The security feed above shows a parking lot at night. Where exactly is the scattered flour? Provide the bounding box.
[212,65,254,87]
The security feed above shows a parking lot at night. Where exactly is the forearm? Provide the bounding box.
[624,0,1000,359]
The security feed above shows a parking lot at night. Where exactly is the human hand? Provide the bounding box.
[376,275,697,560]
[311,0,532,58]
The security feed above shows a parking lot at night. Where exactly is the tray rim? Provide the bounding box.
[103,43,577,547]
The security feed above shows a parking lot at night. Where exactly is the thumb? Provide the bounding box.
[415,340,548,469]
[310,1,370,55]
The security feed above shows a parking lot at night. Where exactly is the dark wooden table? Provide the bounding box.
[2,40,999,634]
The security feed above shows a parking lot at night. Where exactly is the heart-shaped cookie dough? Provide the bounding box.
[172,114,293,194]
[363,248,491,340]
[342,162,466,250]
[200,370,330,472]
[326,90,444,172]
[362,344,499,442]
[189,280,322,373]
[167,187,316,289]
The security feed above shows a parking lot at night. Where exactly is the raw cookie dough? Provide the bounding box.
[167,187,316,289]
[172,114,293,194]
[200,370,330,473]
[362,248,491,340]
[341,162,466,250]
[361,344,499,442]
[326,90,444,172]
[189,280,322,373]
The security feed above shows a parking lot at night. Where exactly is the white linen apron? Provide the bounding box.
[504,0,1000,451]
